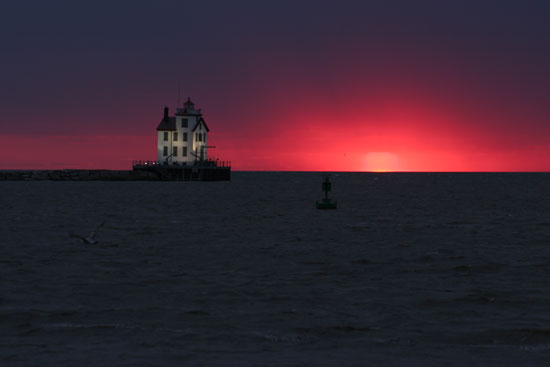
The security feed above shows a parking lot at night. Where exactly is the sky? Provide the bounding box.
[1,0,549,171]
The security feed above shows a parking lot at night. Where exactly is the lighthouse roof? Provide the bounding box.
[156,117,176,131]
[192,117,210,132]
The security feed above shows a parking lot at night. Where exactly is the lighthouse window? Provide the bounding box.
[183,132,188,141]
[181,119,188,128]
[163,132,168,141]
[173,147,178,156]
[163,146,168,156]
[182,147,187,157]
[173,132,178,141]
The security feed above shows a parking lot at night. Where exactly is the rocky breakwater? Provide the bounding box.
[0,169,159,181]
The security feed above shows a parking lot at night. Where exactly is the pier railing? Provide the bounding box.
[132,159,231,169]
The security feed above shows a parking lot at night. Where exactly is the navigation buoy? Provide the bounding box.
[316,175,337,209]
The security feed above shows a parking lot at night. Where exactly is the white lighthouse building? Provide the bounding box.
[156,98,210,165]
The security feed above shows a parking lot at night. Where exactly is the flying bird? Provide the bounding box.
[70,221,105,244]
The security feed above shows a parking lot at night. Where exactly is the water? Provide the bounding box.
[1,172,550,366]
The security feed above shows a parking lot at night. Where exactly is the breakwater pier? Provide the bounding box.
[0,160,231,181]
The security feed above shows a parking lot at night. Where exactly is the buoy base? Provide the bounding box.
[316,198,337,209]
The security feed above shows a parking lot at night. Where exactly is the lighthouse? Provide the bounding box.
[156,98,210,165]
[132,98,230,180]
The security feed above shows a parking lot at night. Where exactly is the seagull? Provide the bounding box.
[70,221,105,244]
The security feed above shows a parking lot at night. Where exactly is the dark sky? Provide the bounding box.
[1,0,549,170]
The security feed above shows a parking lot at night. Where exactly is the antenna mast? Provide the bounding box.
[177,82,181,108]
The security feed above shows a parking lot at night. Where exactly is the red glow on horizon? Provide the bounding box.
[1,84,549,172]
[0,132,548,172]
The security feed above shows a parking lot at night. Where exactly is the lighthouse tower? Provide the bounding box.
[156,98,210,165]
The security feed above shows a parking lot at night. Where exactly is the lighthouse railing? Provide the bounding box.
[132,159,231,169]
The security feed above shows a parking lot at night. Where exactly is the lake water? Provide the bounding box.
[2,172,550,366]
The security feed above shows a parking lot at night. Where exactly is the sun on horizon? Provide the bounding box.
[364,152,401,172]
